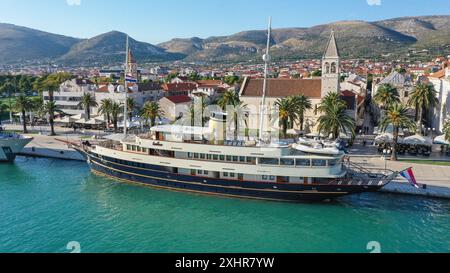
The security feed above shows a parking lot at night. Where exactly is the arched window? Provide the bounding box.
[331,62,337,73]
[325,63,330,74]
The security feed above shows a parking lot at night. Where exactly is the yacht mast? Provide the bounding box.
[123,35,129,137]
[259,17,272,142]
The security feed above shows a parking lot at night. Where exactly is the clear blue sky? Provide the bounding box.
[0,0,449,44]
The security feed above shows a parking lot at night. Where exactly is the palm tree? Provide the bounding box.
[379,103,416,161]
[408,83,438,135]
[373,83,400,109]
[99,99,113,124]
[293,95,312,131]
[44,101,59,136]
[318,103,355,140]
[14,95,32,133]
[110,102,123,133]
[444,120,450,143]
[317,92,346,114]
[141,101,164,127]
[275,98,292,138]
[79,93,98,120]
[126,97,136,122]
[218,90,238,111]
[229,101,249,140]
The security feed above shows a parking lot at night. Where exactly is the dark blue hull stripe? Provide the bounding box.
[86,153,382,202]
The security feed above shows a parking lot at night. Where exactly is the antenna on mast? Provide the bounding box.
[259,17,272,143]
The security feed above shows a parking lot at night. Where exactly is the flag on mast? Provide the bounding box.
[399,168,420,189]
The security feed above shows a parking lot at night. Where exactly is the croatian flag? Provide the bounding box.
[399,168,420,189]
[125,74,137,83]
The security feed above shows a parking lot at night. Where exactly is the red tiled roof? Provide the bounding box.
[162,83,197,92]
[241,78,322,98]
[165,95,192,104]
[196,80,223,86]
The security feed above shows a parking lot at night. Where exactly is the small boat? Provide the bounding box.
[0,128,33,162]
[293,143,342,156]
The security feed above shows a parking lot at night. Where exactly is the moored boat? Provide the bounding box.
[0,128,33,162]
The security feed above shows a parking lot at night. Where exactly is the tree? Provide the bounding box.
[14,95,32,133]
[78,93,98,120]
[99,99,113,124]
[44,101,59,136]
[373,83,400,109]
[110,102,123,133]
[444,120,450,143]
[317,102,355,140]
[141,101,164,127]
[317,92,346,114]
[275,97,293,138]
[379,103,416,161]
[229,101,249,140]
[292,95,312,131]
[0,79,16,122]
[218,90,238,111]
[408,83,438,135]
[126,97,136,122]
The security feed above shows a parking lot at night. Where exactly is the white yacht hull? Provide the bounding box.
[0,136,33,162]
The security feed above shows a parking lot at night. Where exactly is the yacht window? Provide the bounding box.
[137,147,141,152]
[247,157,256,164]
[296,159,311,167]
[131,145,136,151]
[188,153,193,158]
[213,155,219,160]
[220,155,225,161]
[204,170,209,175]
[230,173,236,178]
[200,154,206,159]
[142,148,147,153]
[233,156,239,162]
[239,156,246,162]
[207,154,212,160]
[127,144,131,151]
[262,175,268,180]
[223,172,229,177]
[197,170,203,175]
[312,159,327,167]
[194,153,199,159]
[328,159,338,166]
[259,158,279,165]
[226,155,232,161]
[280,158,295,166]
[269,176,275,180]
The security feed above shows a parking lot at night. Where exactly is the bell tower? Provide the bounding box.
[321,31,340,97]
[126,48,138,82]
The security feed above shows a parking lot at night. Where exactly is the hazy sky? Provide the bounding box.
[0,0,449,44]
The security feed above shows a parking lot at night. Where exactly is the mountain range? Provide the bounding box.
[1,15,450,66]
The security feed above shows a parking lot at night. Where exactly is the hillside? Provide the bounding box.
[0,23,80,64]
[58,31,184,66]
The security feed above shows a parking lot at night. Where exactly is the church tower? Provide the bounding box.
[321,31,341,98]
[126,48,139,82]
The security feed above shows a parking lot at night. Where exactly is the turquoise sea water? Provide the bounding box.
[1,157,450,253]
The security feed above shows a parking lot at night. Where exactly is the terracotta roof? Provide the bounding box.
[165,95,192,104]
[162,83,197,92]
[196,80,223,86]
[96,86,109,93]
[241,78,322,98]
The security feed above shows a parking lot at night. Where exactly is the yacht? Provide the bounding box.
[75,121,396,202]
[0,127,33,162]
